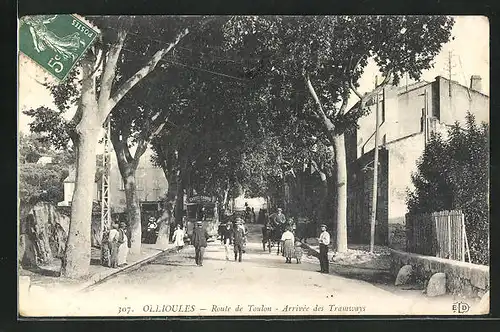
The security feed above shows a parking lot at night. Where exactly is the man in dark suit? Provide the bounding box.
[191,221,209,266]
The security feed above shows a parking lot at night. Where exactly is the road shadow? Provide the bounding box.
[90,258,102,266]
[330,264,394,285]
[24,266,61,277]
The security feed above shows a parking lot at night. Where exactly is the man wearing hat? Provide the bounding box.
[318,224,330,273]
[233,218,246,262]
[191,221,209,266]
[270,208,286,231]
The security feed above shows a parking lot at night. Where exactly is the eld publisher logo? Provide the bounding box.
[452,302,470,314]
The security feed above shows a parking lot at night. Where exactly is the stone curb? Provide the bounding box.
[77,246,178,293]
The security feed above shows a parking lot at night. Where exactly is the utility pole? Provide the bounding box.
[100,117,112,247]
[370,76,380,253]
[448,51,452,97]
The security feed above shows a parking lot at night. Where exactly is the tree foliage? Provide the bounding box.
[407,113,489,265]
[18,133,71,206]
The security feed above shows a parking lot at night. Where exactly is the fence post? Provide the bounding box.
[463,212,472,263]
[461,213,465,262]
[447,213,453,259]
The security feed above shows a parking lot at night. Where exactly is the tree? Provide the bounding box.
[25,16,215,278]
[407,113,489,264]
[223,15,454,251]
[18,132,72,209]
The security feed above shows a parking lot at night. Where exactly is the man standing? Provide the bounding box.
[318,224,330,273]
[221,222,233,261]
[233,218,245,262]
[191,221,209,266]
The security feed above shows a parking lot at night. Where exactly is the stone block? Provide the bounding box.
[427,272,447,297]
[472,291,489,314]
[470,269,489,290]
[395,265,413,286]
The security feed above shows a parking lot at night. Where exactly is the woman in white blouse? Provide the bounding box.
[281,226,295,264]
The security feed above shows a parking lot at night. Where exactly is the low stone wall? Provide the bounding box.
[389,249,489,299]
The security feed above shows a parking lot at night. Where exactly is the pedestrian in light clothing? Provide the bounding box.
[107,223,120,268]
[318,224,330,273]
[233,218,245,262]
[191,221,209,266]
[172,224,185,252]
[281,226,295,264]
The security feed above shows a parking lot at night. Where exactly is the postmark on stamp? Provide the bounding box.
[19,14,99,81]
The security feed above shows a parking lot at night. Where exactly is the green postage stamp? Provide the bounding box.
[19,14,99,81]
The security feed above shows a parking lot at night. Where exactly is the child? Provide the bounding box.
[294,241,303,264]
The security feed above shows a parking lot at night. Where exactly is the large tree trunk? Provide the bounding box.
[174,169,185,224]
[156,167,175,247]
[61,124,99,278]
[123,170,142,255]
[332,134,348,252]
[156,203,173,247]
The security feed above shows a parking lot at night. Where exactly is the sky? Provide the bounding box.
[17,16,490,136]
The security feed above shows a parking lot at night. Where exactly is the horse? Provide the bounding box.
[262,221,286,254]
[261,223,272,251]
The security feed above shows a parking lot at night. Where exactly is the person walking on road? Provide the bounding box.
[318,224,330,273]
[172,224,185,253]
[233,218,245,262]
[191,221,209,266]
[221,222,233,260]
[281,226,295,264]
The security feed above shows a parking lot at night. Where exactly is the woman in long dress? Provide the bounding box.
[117,222,129,267]
[172,224,185,252]
[107,223,120,268]
[281,226,295,264]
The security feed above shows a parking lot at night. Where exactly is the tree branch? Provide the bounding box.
[110,126,134,164]
[133,137,148,167]
[347,69,393,115]
[349,55,365,100]
[98,30,127,111]
[335,87,350,117]
[305,75,335,133]
[109,28,190,110]
[149,112,170,140]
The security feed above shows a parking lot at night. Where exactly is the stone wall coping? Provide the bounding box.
[389,249,489,272]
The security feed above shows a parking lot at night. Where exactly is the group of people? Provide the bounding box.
[265,207,331,272]
[103,221,129,268]
[189,217,248,266]
[104,206,331,274]
[279,221,330,272]
[244,202,256,223]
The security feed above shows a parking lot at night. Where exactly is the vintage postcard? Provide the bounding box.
[17,15,490,317]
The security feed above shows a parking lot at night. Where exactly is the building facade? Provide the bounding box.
[59,147,169,213]
[346,75,489,245]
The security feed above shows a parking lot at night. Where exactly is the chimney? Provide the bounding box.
[470,75,482,92]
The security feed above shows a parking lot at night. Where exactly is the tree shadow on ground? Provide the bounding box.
[90,258,101,266]
[330,265,394,285]
[24,266,61,277]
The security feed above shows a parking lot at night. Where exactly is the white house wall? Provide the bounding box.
[108,147,169,213]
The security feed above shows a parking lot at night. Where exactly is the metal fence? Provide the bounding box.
[406,210,471,262]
